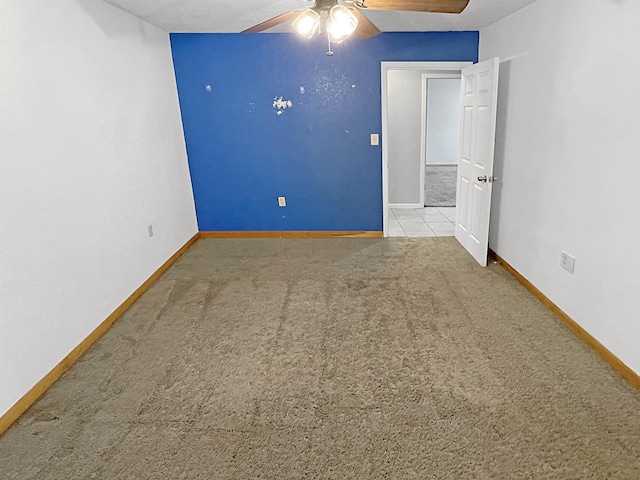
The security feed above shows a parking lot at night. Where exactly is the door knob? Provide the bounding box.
[477,175,497,183]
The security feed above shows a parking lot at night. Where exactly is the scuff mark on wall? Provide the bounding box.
[205,84,212,92]
[299,86,306,94]
[273,96,293,116]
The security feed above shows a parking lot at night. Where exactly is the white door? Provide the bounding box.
[455,58,500,266]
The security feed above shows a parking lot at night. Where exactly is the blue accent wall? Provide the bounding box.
[171,32,478,232]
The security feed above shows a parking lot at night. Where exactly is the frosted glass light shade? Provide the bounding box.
[292,9,320,39]
[327,5,358,43]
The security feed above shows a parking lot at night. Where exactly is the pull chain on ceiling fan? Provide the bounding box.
[242,0,470,54]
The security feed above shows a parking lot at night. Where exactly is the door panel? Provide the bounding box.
[475,105,490,170]
[455,58,500,266]
[458,175,471,232]
[471,182,484,244]
[461,106,473,161]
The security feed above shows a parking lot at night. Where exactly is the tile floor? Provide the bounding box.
[388,207,456,237]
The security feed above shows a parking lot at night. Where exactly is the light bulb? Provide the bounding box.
[327,5,358,43]
[292,9,320,39]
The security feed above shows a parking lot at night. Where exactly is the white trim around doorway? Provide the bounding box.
[389,203,423,209]
[381,62,471,237]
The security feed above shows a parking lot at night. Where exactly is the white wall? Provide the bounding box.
[426,78,461,165]
[0,0,198,416]
[481,0,640,374]
[387,70,423,205]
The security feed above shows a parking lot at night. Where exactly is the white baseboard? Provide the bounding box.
[389,203,422,209]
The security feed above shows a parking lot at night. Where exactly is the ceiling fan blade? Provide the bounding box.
[351,9,382,39]
[358,0,470,14]
[241,10,302,33]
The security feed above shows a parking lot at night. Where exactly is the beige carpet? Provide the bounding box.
[1,238,639,479]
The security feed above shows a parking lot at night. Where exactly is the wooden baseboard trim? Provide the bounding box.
[198,231,383,239]
[0,233,200,436]
[489,249,640,391]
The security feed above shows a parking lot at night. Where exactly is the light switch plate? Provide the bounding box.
[278,196,286,207]
[370,134,379,146]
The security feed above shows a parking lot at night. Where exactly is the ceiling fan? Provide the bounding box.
[242,1,470,53]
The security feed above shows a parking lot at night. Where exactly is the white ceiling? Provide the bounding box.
[101,0,539,33]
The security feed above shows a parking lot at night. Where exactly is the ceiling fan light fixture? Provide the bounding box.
[327,5,359,43]
[292,9,320,39]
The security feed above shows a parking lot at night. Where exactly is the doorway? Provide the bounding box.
[381,62,471,237]
[423,76,461,208]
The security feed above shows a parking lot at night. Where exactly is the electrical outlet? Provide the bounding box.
[147,224,154,238]
[278,196,286,207]
[370,134,379,146]
[560,251,575,274]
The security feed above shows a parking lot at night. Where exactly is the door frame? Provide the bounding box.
[381,62,471,237]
